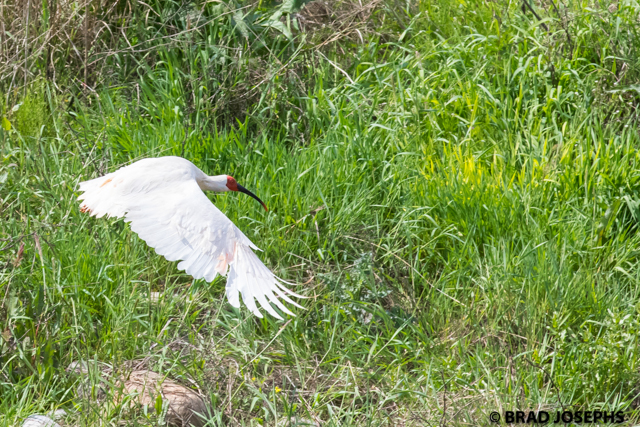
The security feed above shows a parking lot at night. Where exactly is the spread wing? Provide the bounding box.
[77,163,302,320]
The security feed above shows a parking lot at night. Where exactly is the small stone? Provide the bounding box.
[47,410,67,420]
[22,415,60,427]
[66,360,89,374]
[76,379,108,401]
[67,360,110,401]
[66,359,111,374]
[149,291,161,303]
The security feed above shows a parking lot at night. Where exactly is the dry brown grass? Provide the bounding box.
[1,0,119,93]
[297,0,384,47]
[0,0,387,92]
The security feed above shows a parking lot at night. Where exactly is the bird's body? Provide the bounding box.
[77,156,302,319]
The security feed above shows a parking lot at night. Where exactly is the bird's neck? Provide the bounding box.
[198,175,230,192]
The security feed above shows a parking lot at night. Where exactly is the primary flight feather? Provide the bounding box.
[77,156,303,319]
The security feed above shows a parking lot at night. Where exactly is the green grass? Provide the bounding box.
[3,0,640,425]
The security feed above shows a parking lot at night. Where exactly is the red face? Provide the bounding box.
[225,175,268,211]
[226,175,238,191]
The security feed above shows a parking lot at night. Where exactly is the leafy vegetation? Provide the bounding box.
[3,0,640,425]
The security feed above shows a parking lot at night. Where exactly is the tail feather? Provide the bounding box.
[225,245,303,319]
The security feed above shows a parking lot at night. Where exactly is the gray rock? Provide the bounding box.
[67,359,111,401]
[76,379,108,401]
[48,409,67,420]
[22,415,60,427]
[66,359,111,374]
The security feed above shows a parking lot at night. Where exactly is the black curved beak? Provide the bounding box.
[237,184,268,212]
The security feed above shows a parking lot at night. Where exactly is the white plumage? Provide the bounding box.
[77,156,303,319]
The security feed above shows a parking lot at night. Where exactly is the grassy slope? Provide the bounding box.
[3,0,640,425]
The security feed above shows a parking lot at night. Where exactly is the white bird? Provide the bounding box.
[77,156,303,319]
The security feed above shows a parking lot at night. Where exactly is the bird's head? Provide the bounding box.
[226,175,268,212]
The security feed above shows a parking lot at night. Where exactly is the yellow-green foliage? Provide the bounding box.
[11,84,54,139]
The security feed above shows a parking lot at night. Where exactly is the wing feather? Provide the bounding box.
[77,157,303,319]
